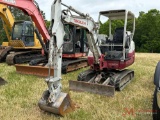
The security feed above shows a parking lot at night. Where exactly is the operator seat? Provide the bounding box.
[113,27,124,44]
[113,27,124,51]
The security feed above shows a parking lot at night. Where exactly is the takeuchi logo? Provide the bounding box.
[3,0,16,4]
[74,19,86,25]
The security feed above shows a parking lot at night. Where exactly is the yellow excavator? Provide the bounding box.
[0,4,88,77]
[0,4,45,64]
[0,4,14,62]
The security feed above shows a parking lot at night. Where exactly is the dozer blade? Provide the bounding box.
[15,64,54,77]
[38,91,74,116]
[0,77,7,86]
[69,80,115,96]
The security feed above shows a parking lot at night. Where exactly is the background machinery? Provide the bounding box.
[0,4,45,65]
[16,24,88,76]
[0,0,88,77]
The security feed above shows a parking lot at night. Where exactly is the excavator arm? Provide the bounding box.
[39,0,102,116]
[0,0,50,42]
[0,4,14,42]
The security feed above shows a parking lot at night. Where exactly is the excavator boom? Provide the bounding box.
[0,4,14,39]
[0,4,14,62]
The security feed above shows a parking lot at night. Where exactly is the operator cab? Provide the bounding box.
[12,21,34,47]
[63,24,88,58]
[98,10,135,61]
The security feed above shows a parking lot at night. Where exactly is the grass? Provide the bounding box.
[0,53,159,120]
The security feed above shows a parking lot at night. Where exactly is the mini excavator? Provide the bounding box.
[69,9,136,96]
[38,0,135,115]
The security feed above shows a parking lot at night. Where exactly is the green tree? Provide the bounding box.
[45,20,50,29]
[134,9,160,52]
[99,20,124,35]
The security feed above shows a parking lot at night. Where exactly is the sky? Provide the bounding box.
[38,0,160,23]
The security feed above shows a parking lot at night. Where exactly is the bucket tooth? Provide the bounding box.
[38,90,74,116]
[69,80,115,96]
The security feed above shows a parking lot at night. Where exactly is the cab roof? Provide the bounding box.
[99,9,135,20]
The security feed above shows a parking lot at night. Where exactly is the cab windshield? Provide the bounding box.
[12,23,23,40]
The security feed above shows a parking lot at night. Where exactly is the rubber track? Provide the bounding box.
[0,46,12,62]
[6,50,42,65]
[115,69,134,91]
[62,58,88,74]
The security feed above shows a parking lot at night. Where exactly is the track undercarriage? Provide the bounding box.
[0,46,13,62]
[6,50,44,65]
[0,45,45,65]
[69,69,134,96]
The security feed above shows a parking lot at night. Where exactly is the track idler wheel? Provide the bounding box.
[38,90,74,116]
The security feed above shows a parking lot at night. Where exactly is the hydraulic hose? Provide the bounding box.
[34,28,48,55]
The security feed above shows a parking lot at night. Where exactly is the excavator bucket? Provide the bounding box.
[38,91,74,116]
[69,80,115,96]
[0,77,7,86]
[15,64,54,77]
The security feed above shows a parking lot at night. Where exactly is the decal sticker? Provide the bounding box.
[74,19,86,25]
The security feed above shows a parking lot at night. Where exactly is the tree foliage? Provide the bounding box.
[134,9,160,52]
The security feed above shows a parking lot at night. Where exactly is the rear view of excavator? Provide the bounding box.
[69,10,136,96]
